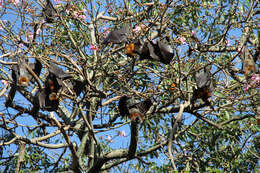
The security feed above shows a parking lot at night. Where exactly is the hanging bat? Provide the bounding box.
[126,38,174,64]
[35,63,73,111]
[242,46,256,75]
[193,66,214,103]
[102,25,131,44]
[36,89,59,111]
[119,95,153,123]
[42,0,57,23]
[46,63,72,91]
[64,79,85,97]
[5,58,42,107]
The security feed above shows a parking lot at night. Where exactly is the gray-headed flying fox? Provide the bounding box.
[125,38,174,64]
[192,66,214,104]
[5,58,42,107]
[102,25,131,44]
[42,0,57,23]
[118,95,152,123]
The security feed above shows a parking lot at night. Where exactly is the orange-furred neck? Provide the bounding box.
[130,113,144,121]
[126,43,136,57]
[18,76,29,86]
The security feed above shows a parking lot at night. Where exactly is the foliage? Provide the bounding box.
[0,0,259,172]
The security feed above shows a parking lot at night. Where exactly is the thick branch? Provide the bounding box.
[168,101,189,170]
[15,141,26,173]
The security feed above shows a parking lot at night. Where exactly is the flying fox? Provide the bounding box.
[102,25,131,44]
[118,95,153,123]
[242,46,256,76]
[125,38,174,64]
[192,66,214,104]
[42,0,57,23]
[5,58,42,107]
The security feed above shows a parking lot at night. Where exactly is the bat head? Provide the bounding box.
[125,43,136,57]
[16,58,31,87]
[18,76,29,87]
[129,111,144,123]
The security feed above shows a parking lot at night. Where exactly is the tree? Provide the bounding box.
[0,0,259,172]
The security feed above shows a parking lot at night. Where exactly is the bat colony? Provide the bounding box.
[5,0,257,123]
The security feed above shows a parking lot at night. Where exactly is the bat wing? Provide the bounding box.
[38,90,46,109]
[134,98,152,115]
[38,89,59,111]
[146,41,160,61]
[49,63,72,80]
[157,40,174,64]
[195,72,206,88]
[102,25,130,44]
[45,73,61,93]
[32,59,43,77]
[5,84,17,107]
[72,80,85,96]
[118,95,129,117]
[11,65,18,83]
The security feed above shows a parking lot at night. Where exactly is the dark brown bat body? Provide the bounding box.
[5,58,42,107]
[127,38,174,64]
[36,64,83,111]
[119,96,152,123]
[193,66,214,103]
[42,0,56,23]
[242,46,256,75]
[37,89,59,111]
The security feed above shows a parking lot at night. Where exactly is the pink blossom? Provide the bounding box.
[89,45,99,51]
[237,46,243,54]
[25,33,33,42]
[134,25,142,33]
[54,0,60,3]
[66,8,71,14]
[18,43,24,48]
[0,0,3,8]
[226,40,231,46]
[251,74,259,85]
[119,130,126,137]
[12,0,19,5]
[243,83,250,92]
[191,30,195,36]
[29,33,33,40]
[73,11,79,17]
[36,28,42,35]
[0,26,3,30]
[177,37,186,45]
[78,14,86,20]
[1,80,8,86]
[73,11,86,20]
